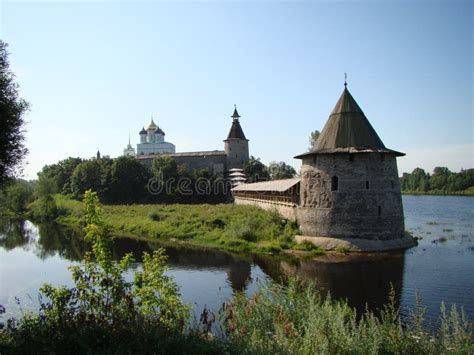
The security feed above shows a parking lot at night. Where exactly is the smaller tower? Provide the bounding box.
[224,105,249,170]
[123,134,136,157]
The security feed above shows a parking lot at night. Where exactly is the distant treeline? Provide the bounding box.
[400,167,474,195]
[38,155,230,204]
[0,155,299,218]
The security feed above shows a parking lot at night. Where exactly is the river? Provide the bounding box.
[1,195,473,327]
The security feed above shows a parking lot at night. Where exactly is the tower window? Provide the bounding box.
[366,181,370,189]
[331,176,339,191]
[381,153,385,161]
[377,206,382,216]
[349,154,354,162]
[391,180,395,189]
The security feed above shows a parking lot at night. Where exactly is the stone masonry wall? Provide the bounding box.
[297,153,405,240]
[225,139,249,170]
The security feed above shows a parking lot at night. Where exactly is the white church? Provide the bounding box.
[123,117,175,156]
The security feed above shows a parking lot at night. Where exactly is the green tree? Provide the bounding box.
[267,161,297,180]
[243,156,270,182]
[309,130,320,151]
[39,157,83,194]
[107,156,151,203]
[0,40,30,186]
[70,160,108,199]
[152,156,178,182]
[0,179,34,214]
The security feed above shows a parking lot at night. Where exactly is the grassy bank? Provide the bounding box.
[51,194,302,254]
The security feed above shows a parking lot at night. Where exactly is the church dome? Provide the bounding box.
[147,118,157,130]
[155,127,165,135]
[139,127,146,135]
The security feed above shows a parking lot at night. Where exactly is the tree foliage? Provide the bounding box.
[0,40,30,186]
[267,161,297,180]
[400,167,474,193]
[309,130,320,151]
[39,157,83,194]
[243,156,270,182]
[0,179,34,215]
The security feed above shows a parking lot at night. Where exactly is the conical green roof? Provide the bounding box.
[295,87,404,158]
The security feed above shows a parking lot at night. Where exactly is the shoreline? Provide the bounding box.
[402,191,474,196]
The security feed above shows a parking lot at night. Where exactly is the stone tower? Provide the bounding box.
[294,84,414,249]
[224,106,249,170]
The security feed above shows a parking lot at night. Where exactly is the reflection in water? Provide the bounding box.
[0,220,35,251]
[114,239,253,292]
[2,197,473,326]
[255,254,404,315]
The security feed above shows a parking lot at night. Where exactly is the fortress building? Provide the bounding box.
[232,83,416,252]
[127,107,249,174]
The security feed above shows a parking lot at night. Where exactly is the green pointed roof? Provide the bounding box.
[295,87,404,158]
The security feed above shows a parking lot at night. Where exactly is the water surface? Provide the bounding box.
[1,195,473,326]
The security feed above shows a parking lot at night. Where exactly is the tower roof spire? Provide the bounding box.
[226,105,247,140]
[295,84,404,158]
[231,104,240,119]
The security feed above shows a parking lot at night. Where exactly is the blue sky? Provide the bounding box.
[1,0,472,179]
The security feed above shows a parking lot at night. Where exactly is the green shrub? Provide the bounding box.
[0,190,192,353]
[148,210,165,221]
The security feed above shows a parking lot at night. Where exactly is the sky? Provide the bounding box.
[1,0,472,180]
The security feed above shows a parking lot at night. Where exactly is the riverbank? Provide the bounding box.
[51,194,308,255]
[402,187,474,196]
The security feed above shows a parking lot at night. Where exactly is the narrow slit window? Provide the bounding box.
[366,181,370,189]
[377,206,382,216]
[381,153,385,161]
[331,176,339,191]
[391,180,395,189]
[349,154,354,162]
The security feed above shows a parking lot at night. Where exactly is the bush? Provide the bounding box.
[0,190,193,353]
[293,240,325,254]
[27,195,59,222]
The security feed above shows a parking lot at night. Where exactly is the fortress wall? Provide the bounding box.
[297,153,405,240]
[234,197,297,221]
[137,153,227,175]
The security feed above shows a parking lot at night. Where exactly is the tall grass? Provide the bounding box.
[53,194,299,253]
[223,279,473,354]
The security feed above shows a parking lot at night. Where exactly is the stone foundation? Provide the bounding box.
[295,234,417,252]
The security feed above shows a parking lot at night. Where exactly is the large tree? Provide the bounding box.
[243,156,270,182]
[267,161,297,180]
[0,40,29,186]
